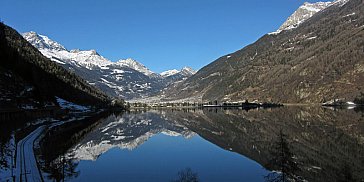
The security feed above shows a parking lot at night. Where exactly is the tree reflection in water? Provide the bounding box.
[41,133,81,182]
[46,153,79,182]
[265,130,301,182]
[171,168,200,182]
[0,133,15,181]
[337,163,357,182]
[39,111,114,181]
[0,135,12,170]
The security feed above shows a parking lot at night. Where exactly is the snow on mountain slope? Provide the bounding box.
[278,2,331,31]
[22,32,195,100]
[332,0,350,6]
[23,31,66,51]
[66,49,111,68]
[161,69,179,77]
[270,0,350,34]
[22,32,112,68]
[56,96,91,112]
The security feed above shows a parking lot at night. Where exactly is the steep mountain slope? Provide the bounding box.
[0,23,112,109]
[22,32,196,100]
[164,0,364,103]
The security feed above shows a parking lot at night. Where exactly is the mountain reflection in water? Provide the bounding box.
[67,111,196,161]
[2,107,362,182]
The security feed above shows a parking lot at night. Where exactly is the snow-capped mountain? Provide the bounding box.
[160,67,197,87]
[161,67,196,78]
[180,67,197,76]
[271,0,350,34]
[278,2,331,32]
[161,69,180,77]
[22,32,196,100]
[23,32,112,68]
[67,112,195,161]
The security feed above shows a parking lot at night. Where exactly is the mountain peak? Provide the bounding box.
[117,58,155,76]
[161,67,196,78]
[181,67,196,75]
[277,1,332,33]
[269,0,350,35]
[160,69,180,77]
[70,49,81,53]
[117,58,138,65]
[89,49,99,56]
[22,31,67,51]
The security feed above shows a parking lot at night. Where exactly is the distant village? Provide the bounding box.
[129,100,283,109]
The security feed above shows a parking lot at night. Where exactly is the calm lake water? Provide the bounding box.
[1,106,364,182]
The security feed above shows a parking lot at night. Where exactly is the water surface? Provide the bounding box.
[1,106,364,182]
[61,110,269,182]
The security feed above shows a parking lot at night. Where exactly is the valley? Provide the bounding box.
[1,0,364,181]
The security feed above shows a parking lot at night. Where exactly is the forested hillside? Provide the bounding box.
[164,0,364,103]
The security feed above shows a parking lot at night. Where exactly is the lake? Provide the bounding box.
[1,106,364,182]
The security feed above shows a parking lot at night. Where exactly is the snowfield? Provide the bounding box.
[56,96,91,112]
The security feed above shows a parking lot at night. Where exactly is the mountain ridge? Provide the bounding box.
[22,32,196,100]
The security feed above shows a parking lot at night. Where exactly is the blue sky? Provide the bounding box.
[0,0,326,73]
